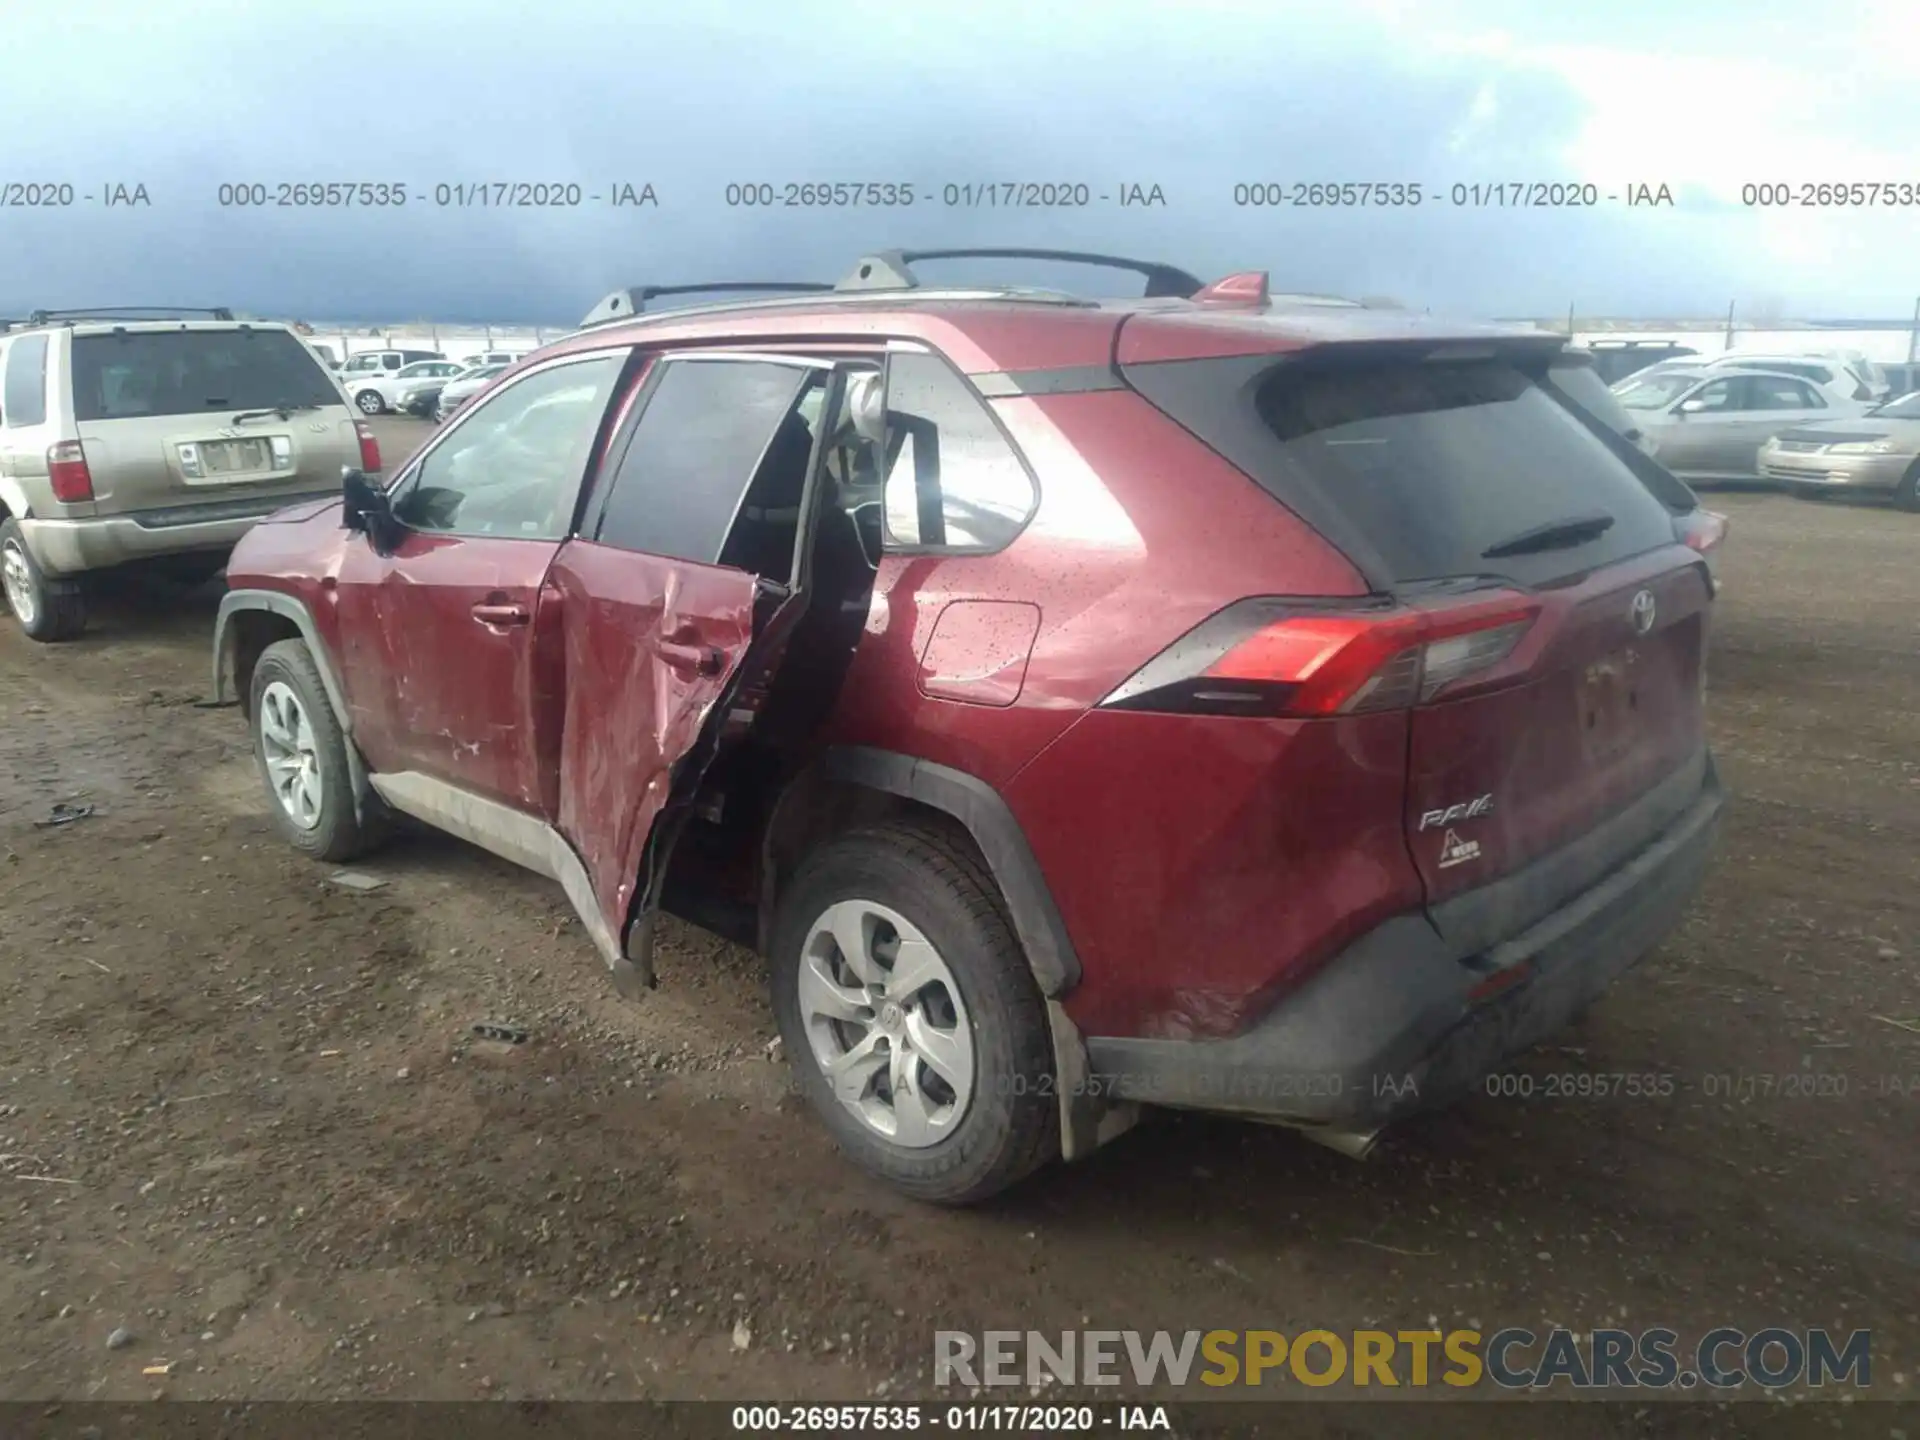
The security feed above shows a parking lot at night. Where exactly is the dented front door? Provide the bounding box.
[334,529,561,807]
[332,350,631,809]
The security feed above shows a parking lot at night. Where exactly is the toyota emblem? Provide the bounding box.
[1629,589,1657,636]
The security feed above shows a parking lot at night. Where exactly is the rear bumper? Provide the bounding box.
[1085,757,1724,1133]
[20,491,341,576]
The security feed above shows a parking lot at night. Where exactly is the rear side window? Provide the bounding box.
[70,330,337,420]
[880,352,1036,552]
[1125,351,1681,589]
[1754,376,1823,409]
[3,333,50,427]
[593,358,813,565]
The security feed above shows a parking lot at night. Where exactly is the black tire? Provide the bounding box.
[1895,462,1920,513]
[249,638,382,862]
[769,820,1060,1204]
[0,517,87,642]
[354,389,385,416]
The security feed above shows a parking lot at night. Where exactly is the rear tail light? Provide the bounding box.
[47,441,94,503]
[355,420,381,473]
[1677,508,1728,591]
[1099,591,1541,718]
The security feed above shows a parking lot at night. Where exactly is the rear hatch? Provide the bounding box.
[69,326,360,516]
[1119,325,1714,939]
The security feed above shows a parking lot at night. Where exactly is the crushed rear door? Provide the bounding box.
[550,356,861,992]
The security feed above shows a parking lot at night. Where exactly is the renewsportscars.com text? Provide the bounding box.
[935,1327,1871,1392]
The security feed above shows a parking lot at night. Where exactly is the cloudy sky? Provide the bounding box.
[1,0,1914,323]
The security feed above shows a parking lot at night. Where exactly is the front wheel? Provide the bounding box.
[1895,462,1920,513]
[354,389,385,416]
[769,820,1059,1205]
[0,518,86,642]
[249,638,381,862]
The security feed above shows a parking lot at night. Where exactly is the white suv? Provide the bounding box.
[1702,353,1884,403]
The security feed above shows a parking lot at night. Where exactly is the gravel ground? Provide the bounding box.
[1,428,1915,1430]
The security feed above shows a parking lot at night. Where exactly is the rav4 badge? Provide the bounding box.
[1418,794,1493,831]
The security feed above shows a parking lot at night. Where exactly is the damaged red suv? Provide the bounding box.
[213,248,1728,1204]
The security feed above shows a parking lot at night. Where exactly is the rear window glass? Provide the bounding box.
[71,329,339,421]
[1126,351,1680,589]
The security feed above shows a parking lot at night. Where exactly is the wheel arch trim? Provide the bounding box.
[788,746,1083,997]
[760,747,1131,1164]
[214,587,372,820]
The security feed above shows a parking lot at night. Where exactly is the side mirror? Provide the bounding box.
[1677,399,1706,415]
[341,469,400,555]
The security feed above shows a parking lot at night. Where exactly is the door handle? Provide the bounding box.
[471,601,531,627]
[655,639,724,677]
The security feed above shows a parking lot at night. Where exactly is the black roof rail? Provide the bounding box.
[580,283,833,328]
[835,248,1204,299]
[23,306,236,325]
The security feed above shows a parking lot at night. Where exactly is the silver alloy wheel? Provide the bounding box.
[798,898,976,1148]
[356,390,383,415]
[258,680,324,830]
[1,540,37,628]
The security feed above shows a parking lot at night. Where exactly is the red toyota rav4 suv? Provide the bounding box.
[212,249,1728,1204]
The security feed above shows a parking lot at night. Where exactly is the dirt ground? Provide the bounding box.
[2,420,1916,1426]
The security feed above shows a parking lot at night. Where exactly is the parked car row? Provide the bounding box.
[1608,352,1920,507]
[1579,338,1892,399]
[326,347,527,416]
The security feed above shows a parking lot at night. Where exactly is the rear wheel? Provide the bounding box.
[0,518,87,642]
[354,389,385,416]
[1895,462,1920,513]
[249,638,380,862]
[769,820,1059,1205]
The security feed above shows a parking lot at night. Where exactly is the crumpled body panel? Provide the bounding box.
[547,539,758,945]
